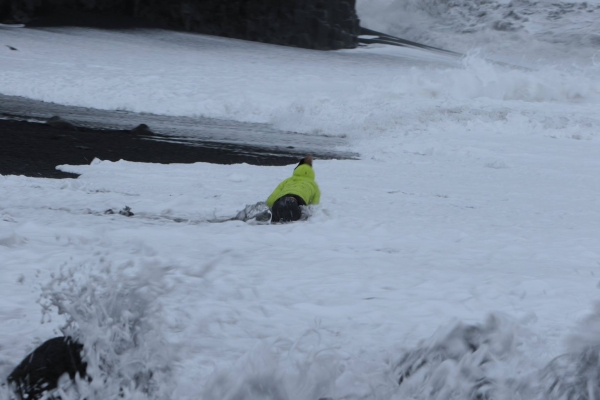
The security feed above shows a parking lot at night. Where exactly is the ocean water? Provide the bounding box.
[357,0,600,66]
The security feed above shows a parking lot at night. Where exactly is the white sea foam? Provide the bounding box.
[1,27,598,160]
[357,0,600,66]
[1,11,600,399]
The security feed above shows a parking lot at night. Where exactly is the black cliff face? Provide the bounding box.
[0,0,360,50]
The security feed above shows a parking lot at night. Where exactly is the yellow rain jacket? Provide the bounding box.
[266,164,321,207]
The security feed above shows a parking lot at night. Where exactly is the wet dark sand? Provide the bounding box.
[0,119,302,179]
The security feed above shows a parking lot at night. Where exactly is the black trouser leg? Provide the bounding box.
[271,196,302,223]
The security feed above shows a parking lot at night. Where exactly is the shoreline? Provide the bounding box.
[0,118,304,179]
[0,93,357,179]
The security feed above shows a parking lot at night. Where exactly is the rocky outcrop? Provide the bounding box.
[7,337,87,400]
[0,0,360,50]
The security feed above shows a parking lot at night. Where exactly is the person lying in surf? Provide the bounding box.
[266,155,321,223]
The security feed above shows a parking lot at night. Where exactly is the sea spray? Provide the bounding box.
[201,329,357,400]
[393,313,531,400]
[357,0,600,64]
[38,257,175,399]
[539,302,600,400]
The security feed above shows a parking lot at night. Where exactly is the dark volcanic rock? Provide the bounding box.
[118,206,134,216]
[131,123,152,134]
[0,118,303,179]
[2,0,360,50]
[7,337,87,400]
[47,116,78,131]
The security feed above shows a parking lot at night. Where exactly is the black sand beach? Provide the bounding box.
[0,119,302,179]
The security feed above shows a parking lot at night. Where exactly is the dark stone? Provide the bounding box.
[7,337,87,400]
[46,116,78,132]
[118,206,134,217]
[130,123,152,134]
[3,0,360,50]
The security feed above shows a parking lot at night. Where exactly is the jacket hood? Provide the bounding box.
[292,164,315,180]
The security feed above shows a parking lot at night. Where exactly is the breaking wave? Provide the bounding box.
[37,257,176,399]
[200,309,600,400]
[357,0,600,65]
[7,256,600,400]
